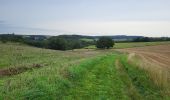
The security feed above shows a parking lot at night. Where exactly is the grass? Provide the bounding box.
[80,38,94,42]
[114,41,170,49]
[0,42,169,99]
[119,55,164,99]
[85,41,170,49]
[127,53,170,98]
[0,42,106,69]
[0,42,112,99]
[63,54,130,99]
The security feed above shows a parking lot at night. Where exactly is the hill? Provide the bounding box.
[0,34,143,42]
[57,35,143,41]
[0,42,170,99]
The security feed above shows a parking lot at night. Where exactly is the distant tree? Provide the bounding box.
[48,37,68,50]
[96,37,114,49]
[0,37,7,43]
[0,34,24,43]
[133,37,150,42]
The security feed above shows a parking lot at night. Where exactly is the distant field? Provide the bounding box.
[85,41,170,49]
[0,42,170,99]
[80,38,94,42]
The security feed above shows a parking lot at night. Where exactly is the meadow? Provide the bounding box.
[0,42,170,99]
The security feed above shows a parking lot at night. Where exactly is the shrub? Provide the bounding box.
[96,37,114,49]
[48,37,68,50]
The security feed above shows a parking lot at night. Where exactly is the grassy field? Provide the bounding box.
[85,41,170,49]
[80,38,94,42]
[0,42,170,99]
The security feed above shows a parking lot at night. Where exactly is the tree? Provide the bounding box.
[96,37,114,49]
[133,37,150,42]
[48,37,67,50]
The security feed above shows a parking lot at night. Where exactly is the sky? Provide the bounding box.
[0,0,170,37]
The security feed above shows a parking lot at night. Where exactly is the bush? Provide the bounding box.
[96,37,114,49]
[0,34,24,43]
[47,36,93,50]
[133,37,150,42]
[48,37,68,50]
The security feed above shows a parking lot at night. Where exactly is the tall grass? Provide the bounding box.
[126,53,170,99]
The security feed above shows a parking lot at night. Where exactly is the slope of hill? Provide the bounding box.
[0,42,170,99]
[57,35,143,41]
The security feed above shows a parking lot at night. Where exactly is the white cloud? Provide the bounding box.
[36,21,170,37]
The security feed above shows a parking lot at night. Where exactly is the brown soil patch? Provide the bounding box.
[0,64,44,77]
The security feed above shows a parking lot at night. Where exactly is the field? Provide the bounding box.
[0,42,170,99]
[117,45,170,90]
[117,44,170,69]
[80,38,94,42]
[85,41,170,49]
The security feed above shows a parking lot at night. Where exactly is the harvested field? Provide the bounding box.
[117,44,170,69]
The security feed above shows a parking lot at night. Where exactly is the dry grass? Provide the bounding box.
[117,45,170,96]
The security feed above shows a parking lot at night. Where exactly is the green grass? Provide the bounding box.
[0,42,169,99]
[63,54,130,99]
[119,56,165,100]
[80,38,94,42]
[85,41,170,49]
[0,42,105,69]
[114,41,170,49]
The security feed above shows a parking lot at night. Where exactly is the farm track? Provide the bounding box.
[117,44,170,70]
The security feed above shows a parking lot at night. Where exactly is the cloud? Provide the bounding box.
[0,20,7,25]
[36,20,170,37]
[0,21,4,23]
[0,22,70,35]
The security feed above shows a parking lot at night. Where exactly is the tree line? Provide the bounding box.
[133,37,170,42]
[1,34,170,50]
[0,34,95,50]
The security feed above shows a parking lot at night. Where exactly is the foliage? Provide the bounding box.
[133,37,170,42]
[47,37,68,50]
[1,34,170,50]
[0,34,23,43]
[96,37,114,49]
[47,36,92,50]
[0,34,94,50]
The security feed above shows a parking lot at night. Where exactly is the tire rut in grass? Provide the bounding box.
[119,57,164,99]
[115,59,142,100]
[64,55,130,99]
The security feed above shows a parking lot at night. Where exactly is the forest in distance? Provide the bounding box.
[0,34,170,50]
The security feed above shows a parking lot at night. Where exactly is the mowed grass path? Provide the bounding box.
[60,54,164,100]
[63,54,129,99]
[0,42,168,99]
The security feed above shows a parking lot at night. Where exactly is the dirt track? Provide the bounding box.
[117,44,170,70]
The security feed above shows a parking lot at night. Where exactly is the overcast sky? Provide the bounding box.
[0,0,170,37]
